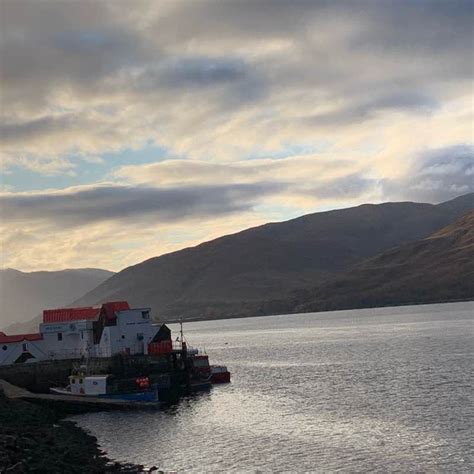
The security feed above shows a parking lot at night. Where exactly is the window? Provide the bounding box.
[81,331,84,340]
[2,345,7,351]
[22,343,27,352]
[137,333,144,341]
[57,333,63,341]
[142,311,149,319]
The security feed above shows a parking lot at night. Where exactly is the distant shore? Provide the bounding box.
[162,298,474,324]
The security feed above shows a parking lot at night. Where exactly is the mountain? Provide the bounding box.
[0,268,114,331]
[73,193,473,320]
[289,210,474,313]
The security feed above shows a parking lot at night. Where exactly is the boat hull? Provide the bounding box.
[210,371,231,384]
[50,387,159,402]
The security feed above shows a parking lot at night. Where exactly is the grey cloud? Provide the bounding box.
[0,1,152,112]
[307,91,438,127]
[382,144,474,203]
[153,0,473,68]
[147,0,323,46]
[0,115,83,144]
[352,1,473,55]
[132,56,265,105]
[1,0,473,166]
[3,0,471,102]
[308,174,378,200]
[160,57,248,88]
[369,92,437,113]
[0,183,285,227]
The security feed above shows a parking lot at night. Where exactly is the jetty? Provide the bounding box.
[0,379,160,410]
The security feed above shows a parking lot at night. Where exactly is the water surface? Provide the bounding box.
[73,302,474,472]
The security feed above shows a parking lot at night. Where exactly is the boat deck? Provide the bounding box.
[0,379,160,410]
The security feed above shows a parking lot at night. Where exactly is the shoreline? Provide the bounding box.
[163,298,474,324]
[0,389,157,473]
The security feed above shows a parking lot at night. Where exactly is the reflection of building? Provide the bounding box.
[0,301,165,366]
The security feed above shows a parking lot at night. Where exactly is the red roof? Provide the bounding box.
[101,301,130,320]
[43,306,101,323]
[0,332,43,344]
[42,301,130,323]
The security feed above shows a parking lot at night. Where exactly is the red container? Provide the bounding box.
[148,340,173,355]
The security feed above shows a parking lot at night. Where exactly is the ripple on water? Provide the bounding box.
[72,302,474,472]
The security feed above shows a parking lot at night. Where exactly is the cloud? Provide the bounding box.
[0,211,271,273]
[308,174,378,200]
[382,144,474,203]
[113,155,357,186]
[0,182,284,227]
[1,0,472,171]
[306,91,438,128]
[1,0,473,272]
[158,57,248,88]
[1,115,84,144]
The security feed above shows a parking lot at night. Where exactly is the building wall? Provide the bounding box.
[39,320,95,359]
[0,339,48,365]
[98,309,156,356]
[0,308,159,366]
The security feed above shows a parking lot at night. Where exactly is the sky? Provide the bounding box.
[1,0,473,272]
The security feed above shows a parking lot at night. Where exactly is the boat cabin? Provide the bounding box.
[69,374,110,395]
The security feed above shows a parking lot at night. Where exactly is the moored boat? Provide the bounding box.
[210,365,231,384]
[189,353,231,384]
[50,373,159,402]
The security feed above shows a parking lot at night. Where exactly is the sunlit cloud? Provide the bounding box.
[0,0,472,271]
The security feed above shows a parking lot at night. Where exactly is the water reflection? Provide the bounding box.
[73,302,474,472]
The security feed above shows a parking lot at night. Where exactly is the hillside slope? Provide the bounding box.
[73,193,473,320]
[291,210,474,313]
[0,268,114,330]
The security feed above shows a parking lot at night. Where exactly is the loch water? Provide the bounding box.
[72,302,474,472]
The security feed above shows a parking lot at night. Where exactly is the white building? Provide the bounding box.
[0,301,166,366]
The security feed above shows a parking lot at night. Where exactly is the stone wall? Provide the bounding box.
[0,358,113,392]
[0,352,186,396]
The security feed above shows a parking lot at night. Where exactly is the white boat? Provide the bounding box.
[50,373,159,402]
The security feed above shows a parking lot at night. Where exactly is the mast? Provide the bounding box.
[179,319,186,353]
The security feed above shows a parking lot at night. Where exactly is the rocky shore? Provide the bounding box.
[0,389,155,473]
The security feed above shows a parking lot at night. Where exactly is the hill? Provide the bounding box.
[72,193,473,320]
[0,268,114,331]
[288,210,474,313]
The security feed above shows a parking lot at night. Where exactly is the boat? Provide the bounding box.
[50,370,159,402]
[210,365,231,384]
[190,354,231,384]
[176,321,231,385]
[49,321,230,402]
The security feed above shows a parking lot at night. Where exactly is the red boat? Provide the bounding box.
[178,322,231,385]
[191,354,231,384]
[210,365,231,384]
